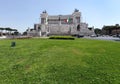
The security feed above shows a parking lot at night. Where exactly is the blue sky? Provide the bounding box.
[0,0,120,33]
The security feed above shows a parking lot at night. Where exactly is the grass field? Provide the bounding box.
[0,38,120,84]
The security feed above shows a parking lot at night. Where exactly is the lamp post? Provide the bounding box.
[59,15,62,34]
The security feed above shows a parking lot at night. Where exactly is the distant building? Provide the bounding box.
[102,24,120,35]
[27,9,95,36]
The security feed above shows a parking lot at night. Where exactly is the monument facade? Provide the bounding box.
[27,9,95,36]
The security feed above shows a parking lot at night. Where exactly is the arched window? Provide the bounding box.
[77,24,80,31]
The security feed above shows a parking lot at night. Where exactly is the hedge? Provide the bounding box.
[49,36,75,40]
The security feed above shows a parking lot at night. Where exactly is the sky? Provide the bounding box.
[0,0,120,33]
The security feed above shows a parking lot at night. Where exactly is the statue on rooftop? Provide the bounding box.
[74,9,79,12]
[42,10,47,13]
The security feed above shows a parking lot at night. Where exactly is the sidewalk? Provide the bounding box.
[84,36,120,41]
[0,36,7,39]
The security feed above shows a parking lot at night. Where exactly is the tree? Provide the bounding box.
[9,28,13,35]
[5,27,11,35]
[23,32,27,35]
[115,24,120,34]
[14,31,19,36]
[102,26,113,35]
[0,27,4,36]
[12,29,19,36]
[102,24,120,35]
[0,27,19,36]
[12,29,18,32]
[94,28,102,35]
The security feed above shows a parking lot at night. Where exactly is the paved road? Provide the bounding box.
[0,36,6,39]
[0,36,120,42]
[84,36,120,42]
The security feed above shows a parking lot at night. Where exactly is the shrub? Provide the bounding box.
[49,36,75,40]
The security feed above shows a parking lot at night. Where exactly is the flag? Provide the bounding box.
[64,17,72,23]
[64,19,68,23]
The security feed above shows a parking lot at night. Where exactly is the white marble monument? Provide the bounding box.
[27,9,95,37]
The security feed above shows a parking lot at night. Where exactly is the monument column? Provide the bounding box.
[72,9,81,35]
[40,10,48,36]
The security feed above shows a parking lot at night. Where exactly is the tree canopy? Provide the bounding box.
[102,24,120,35]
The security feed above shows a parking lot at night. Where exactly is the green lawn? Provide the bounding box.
[0,38,120,84]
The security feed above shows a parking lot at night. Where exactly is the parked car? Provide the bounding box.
[90,34,97,37]
[113,34,120,38]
